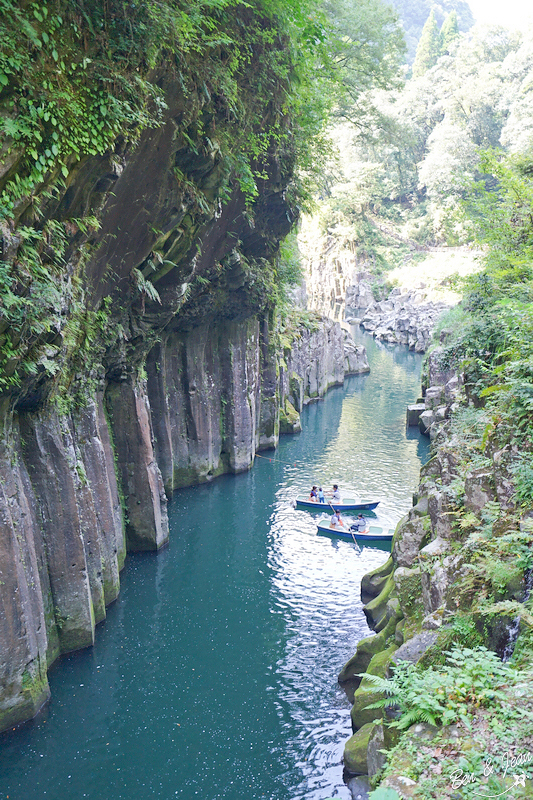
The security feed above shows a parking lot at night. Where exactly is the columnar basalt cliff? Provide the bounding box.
[0,4,370,731]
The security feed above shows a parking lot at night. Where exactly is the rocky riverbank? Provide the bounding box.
[337,344,533,798]
[346,281,450,353]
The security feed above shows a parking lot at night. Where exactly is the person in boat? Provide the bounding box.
[328,484,341,502]
[329,510,344,528]
[309,485,318,502]
[318,487,325,503]
[351,514,367,533]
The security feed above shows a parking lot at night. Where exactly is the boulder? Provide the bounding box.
[424,385,445,409]
[464,469,495,514]
[343,722,374,775]
[445,374,461,402]
[367,720,387,779]
[427,346,456,386]
[421,559,451,614]
[393,515,432,568]
[394,567,424,618]
[344,332,370,374]
[418,536,447,560]
[427,490,453,539]
[391,631,439,667]
[406,403,425,427]
[358,290,450,353]
[418,409,435,436]
[361,556,394,604]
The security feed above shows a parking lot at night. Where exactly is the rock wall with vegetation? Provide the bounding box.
[340,349,533,797]
[0,0,388,733]
[337,154,533,797]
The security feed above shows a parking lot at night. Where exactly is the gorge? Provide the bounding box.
[0,0,375,736]
[3,1,533,799]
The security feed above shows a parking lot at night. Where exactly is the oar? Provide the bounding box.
[328,501,360,550]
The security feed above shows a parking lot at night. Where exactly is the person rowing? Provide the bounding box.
[350,514,368,533]
[329,510,344,529]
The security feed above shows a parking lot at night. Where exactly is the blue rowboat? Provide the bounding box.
[295,496,380,512]
[317,521,393,551]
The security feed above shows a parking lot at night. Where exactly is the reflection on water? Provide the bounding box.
[0,332,427,800]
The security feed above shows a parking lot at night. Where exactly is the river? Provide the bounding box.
[0,332,428,800]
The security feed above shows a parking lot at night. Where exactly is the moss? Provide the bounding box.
[172,458,229,489]
[344,721,375,775]
[21,664,48,707]
[279,399,301,434]
[395,567,424,619]
[0,664,50,733]
[364,573,398,630]
[44,590,61,667]
[367,644,398,678]
[339,612,399,684]
[361,556,394,603]
[56,607,94,654]
[350,644,398,731]
[102,574,120,607]
[400,616,425,648]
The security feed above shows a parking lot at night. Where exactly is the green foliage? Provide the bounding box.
[511,457,533,506]
[368,788,401,800]
[322,0,405,130]
[0,220,71,390]
[319,22,533,250]
[131,269,161,305]
[363,646,513,730]
[439,11,459,55]
[412,10,440,78]
[276,232,303,302]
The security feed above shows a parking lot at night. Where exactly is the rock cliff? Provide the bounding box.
[299,217,453,352]
[0,4,370,731]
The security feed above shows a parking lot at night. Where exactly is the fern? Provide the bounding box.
[130,268,161,304]
[361,646,517,731]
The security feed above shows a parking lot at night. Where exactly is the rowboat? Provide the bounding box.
[295,496,380,512]
[317,521,394,551]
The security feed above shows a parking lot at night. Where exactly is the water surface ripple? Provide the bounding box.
[0,333,428,800]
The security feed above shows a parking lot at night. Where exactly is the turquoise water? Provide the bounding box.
[0,333,428,800]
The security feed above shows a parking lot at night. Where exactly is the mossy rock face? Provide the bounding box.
[394,566,424,618]
[366,643,398,678]
[420,455,442,481]
[0,666,50,733]
[410,495,429,517]
[393,515,432,569]
[339,613,399,683]
[344,721,375,775]
[391,631,439,668]
[361,556,394,604]
[395,618,406,646]
[351,644,397,731]
[339,615,400,700]
[367,720,387,779]
[279,399,301,434]
[364,573,397,630]
[351,684,384,732]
